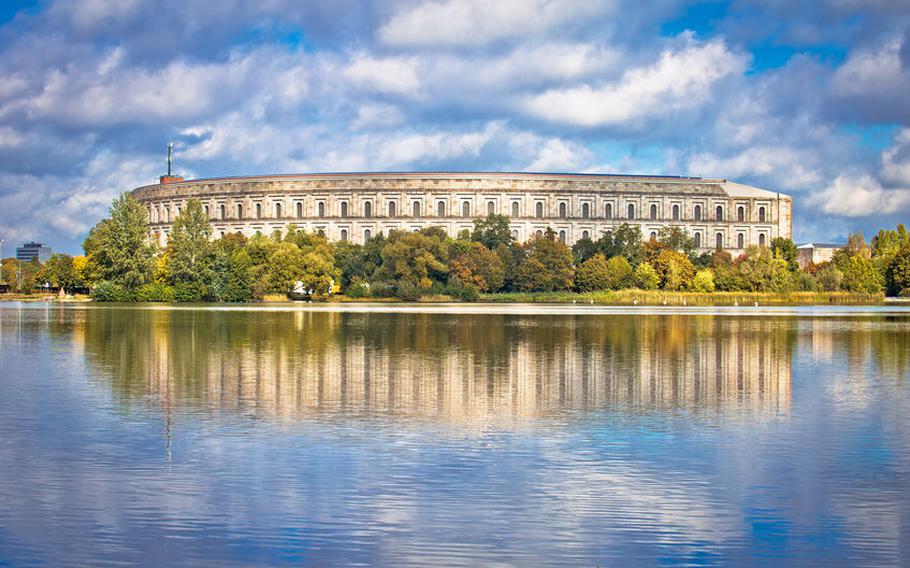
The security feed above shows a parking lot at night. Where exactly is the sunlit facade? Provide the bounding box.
[132,172,792,250]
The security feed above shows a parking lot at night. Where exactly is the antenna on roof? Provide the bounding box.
[166,141,174,176]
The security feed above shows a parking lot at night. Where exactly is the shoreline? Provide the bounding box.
[1,290,891,307]
[3,300,909,316]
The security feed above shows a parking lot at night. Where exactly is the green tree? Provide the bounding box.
[378,229,451,297]
[41,254,78,292]
[604,255,634,290]
[167,198,214,288]
[832,234,883,293]
[652,249,696,291]
[691,269,716,292]
[450,243,504,292]
[514,229,574,292]
[872,224,910,295]
[771,237,799,272]
[633,261,659,290]
[575,253,610,292]
[597,224,644,266]
[471,214,513,250]
[84,194,155,289]
[886,241,910,296]
[657,226,697,257]
[815,263,844,291]
[735,245,792,292]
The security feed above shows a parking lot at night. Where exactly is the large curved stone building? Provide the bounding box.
[132,172,791,250]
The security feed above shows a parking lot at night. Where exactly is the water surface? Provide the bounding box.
[1,303,908,566]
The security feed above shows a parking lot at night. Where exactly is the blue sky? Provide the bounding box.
[0,0,909,254]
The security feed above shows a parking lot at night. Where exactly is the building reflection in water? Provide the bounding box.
[69,308,799,426]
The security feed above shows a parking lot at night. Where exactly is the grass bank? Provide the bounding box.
[478,290,885,306]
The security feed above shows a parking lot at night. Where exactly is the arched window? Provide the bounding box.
[388,201,396,217]
[275,203,282,218]
[535,229,543,238]
[204,205,209,218]
[364,229,372,241]
[627,204,635,219]
[340,202,348,218]
[650,204,657,220]
[582,203,590,219]
[694,205,702,221]
[364,201,372,218]
[716,232,724,249]
[559,202,567,218]
[462,201,471,217]
[605,203,613,219]
[558,230,566,243]
[672,204,679,221]
[487,201,495,215]
[511,229,519,240]
[694,232,701,248]
[340,229,348,241]
[650,231,657,241]
[737,206,745,222]
[438,201,446,217]
[236,204,243,219]
[759,233,766,246]
[318,202,326,217]
[296,202,303,218]
[163,207,170,222]
[716,205,723,221]
[256,203,262,219]
[582,230,589,239]
[220,204,225,220]
[759,206,766,223]
[737,233,745,248]
[511,202,519,217]
[535,202,544,218]
[413,201,421,217]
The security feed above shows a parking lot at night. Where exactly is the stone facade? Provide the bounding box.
[131,172,792,251]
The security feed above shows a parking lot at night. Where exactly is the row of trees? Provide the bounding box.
[5,194,909,300]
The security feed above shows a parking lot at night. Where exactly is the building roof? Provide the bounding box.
[796,242,843,249]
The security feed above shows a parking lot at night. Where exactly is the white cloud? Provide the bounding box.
[526,138,591,171]
[687,146,823,190]
[881,128,910,186]
[523,37,747,127]
[809,174,910,217]
[830,38,904,98]
[351,103,404,130]
[343,53,420,96]
[378,0,615,47]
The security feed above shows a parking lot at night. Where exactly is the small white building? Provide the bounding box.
[796,242,842,268]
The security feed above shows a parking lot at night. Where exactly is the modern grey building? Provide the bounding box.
[16,242,52,263]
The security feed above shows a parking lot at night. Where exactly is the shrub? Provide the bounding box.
[396,280,421,301]
[634,262,660,290]
[447,279,480,301]
[135,282,175,302]
[90,281,133,302]
[173,282,207,302]
[691,269,716,292]
[345,277,371,298]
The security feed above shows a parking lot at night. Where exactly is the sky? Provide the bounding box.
[0,0,909,255]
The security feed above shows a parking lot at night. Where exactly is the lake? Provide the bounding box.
[0,303,908,566]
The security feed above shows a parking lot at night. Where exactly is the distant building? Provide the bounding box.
[797,242,842,268]
[133,171,793,250]
[16,242,52,263]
